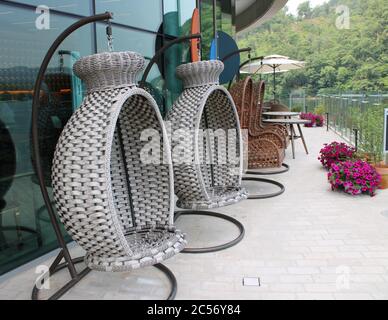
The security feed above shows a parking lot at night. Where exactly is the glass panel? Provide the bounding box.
[219,0,234,35]
[162,41,192,111]
[95,0,162,32]
[161,1,196,111]
[0,3,93,275]
[96,23,168,114]
[200,0,214,60]
[96,23,160,82]
[201,0,235,60]
[163,0,196,37]
[13,0,91,16]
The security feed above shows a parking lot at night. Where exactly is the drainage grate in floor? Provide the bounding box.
[242,277,261,286]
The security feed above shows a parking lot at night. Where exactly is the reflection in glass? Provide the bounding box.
[201,0,235,60]
[96,23,170,114]
[163,0,196,36]
[0,3,92,275]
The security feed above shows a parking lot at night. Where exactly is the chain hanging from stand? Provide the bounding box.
[106,20,114,52]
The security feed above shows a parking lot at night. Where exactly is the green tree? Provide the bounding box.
[297,1,313,19]
[237,0,388,96]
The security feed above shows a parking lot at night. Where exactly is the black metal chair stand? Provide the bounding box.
[241,176,285,199]
[245,163,290,175]
[31,255,177,300]
[174,210,245,253]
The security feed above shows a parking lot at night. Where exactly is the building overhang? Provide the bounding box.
[235,0,288,34]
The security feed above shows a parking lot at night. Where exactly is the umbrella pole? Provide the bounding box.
[273,67,276,101]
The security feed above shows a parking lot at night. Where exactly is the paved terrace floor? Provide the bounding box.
[1,127,388,300]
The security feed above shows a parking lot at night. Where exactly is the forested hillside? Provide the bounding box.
[237,0,387,96]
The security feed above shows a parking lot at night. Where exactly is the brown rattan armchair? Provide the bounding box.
[230,77,285,169]
[254,81,290,146]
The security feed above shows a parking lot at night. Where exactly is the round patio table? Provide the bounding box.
[263,118,311,159]
[262,111,300,117]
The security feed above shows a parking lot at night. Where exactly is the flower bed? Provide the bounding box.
[328,160,381,196]
[318,141,356,169]
[300,112,324,127]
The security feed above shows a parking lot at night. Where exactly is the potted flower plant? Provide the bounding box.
[328,160,381,196]
[375,162,388,189]
[300,112,315,127]
[300,112,324,127]
[318,141,356,169]
[314,114,324,127]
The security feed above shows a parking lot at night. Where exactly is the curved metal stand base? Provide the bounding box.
[245,163,290,175]
[242,177,285,199]
[32,257,177,300]
[174,210,245,253]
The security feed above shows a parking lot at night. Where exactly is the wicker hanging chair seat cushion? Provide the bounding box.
[52,51,186,272]
[229,77,286,169]
[166,60,247,210]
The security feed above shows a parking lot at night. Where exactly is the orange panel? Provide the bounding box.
[190,8,200,62]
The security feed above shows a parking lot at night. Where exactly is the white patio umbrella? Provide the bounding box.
[241,54,305,99]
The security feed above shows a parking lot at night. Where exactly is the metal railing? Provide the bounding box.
[317,93,387,159]
[284,92,387,159]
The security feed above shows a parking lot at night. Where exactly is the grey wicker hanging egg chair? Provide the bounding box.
[166,60,247,210]
[52,51,186,272]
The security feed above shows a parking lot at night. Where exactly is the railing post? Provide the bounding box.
[353,128,359,152]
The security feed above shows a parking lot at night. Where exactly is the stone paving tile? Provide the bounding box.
[1,127,388,300]
[297,293,335,300]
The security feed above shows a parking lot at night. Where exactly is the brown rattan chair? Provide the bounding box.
[254,81,290,146]
[230,77,285,169]
[266,100,291,114]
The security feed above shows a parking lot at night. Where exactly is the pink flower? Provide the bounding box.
[327,159,380,197]
[319,142,355,170]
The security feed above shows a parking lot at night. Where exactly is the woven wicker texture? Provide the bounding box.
[229,77,285,169]
[166,60,247,210]
[31,74,72,186]
[254,81,290,145]
[52,51,186,272]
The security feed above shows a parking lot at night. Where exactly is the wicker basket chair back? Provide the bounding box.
[52,51,186,272]
[268,100,291,115]
[253,81,289,146]
[229,77,253,132]
[251,80,266,134]
[166,60,247,210]
[230,76,285,169]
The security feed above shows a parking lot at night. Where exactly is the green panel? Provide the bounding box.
[162,0,196,111]
[163,0,197,37]
[200,0,214,60]
[201,0,234,60]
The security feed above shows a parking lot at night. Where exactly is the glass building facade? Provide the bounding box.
[0,0,237,275]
